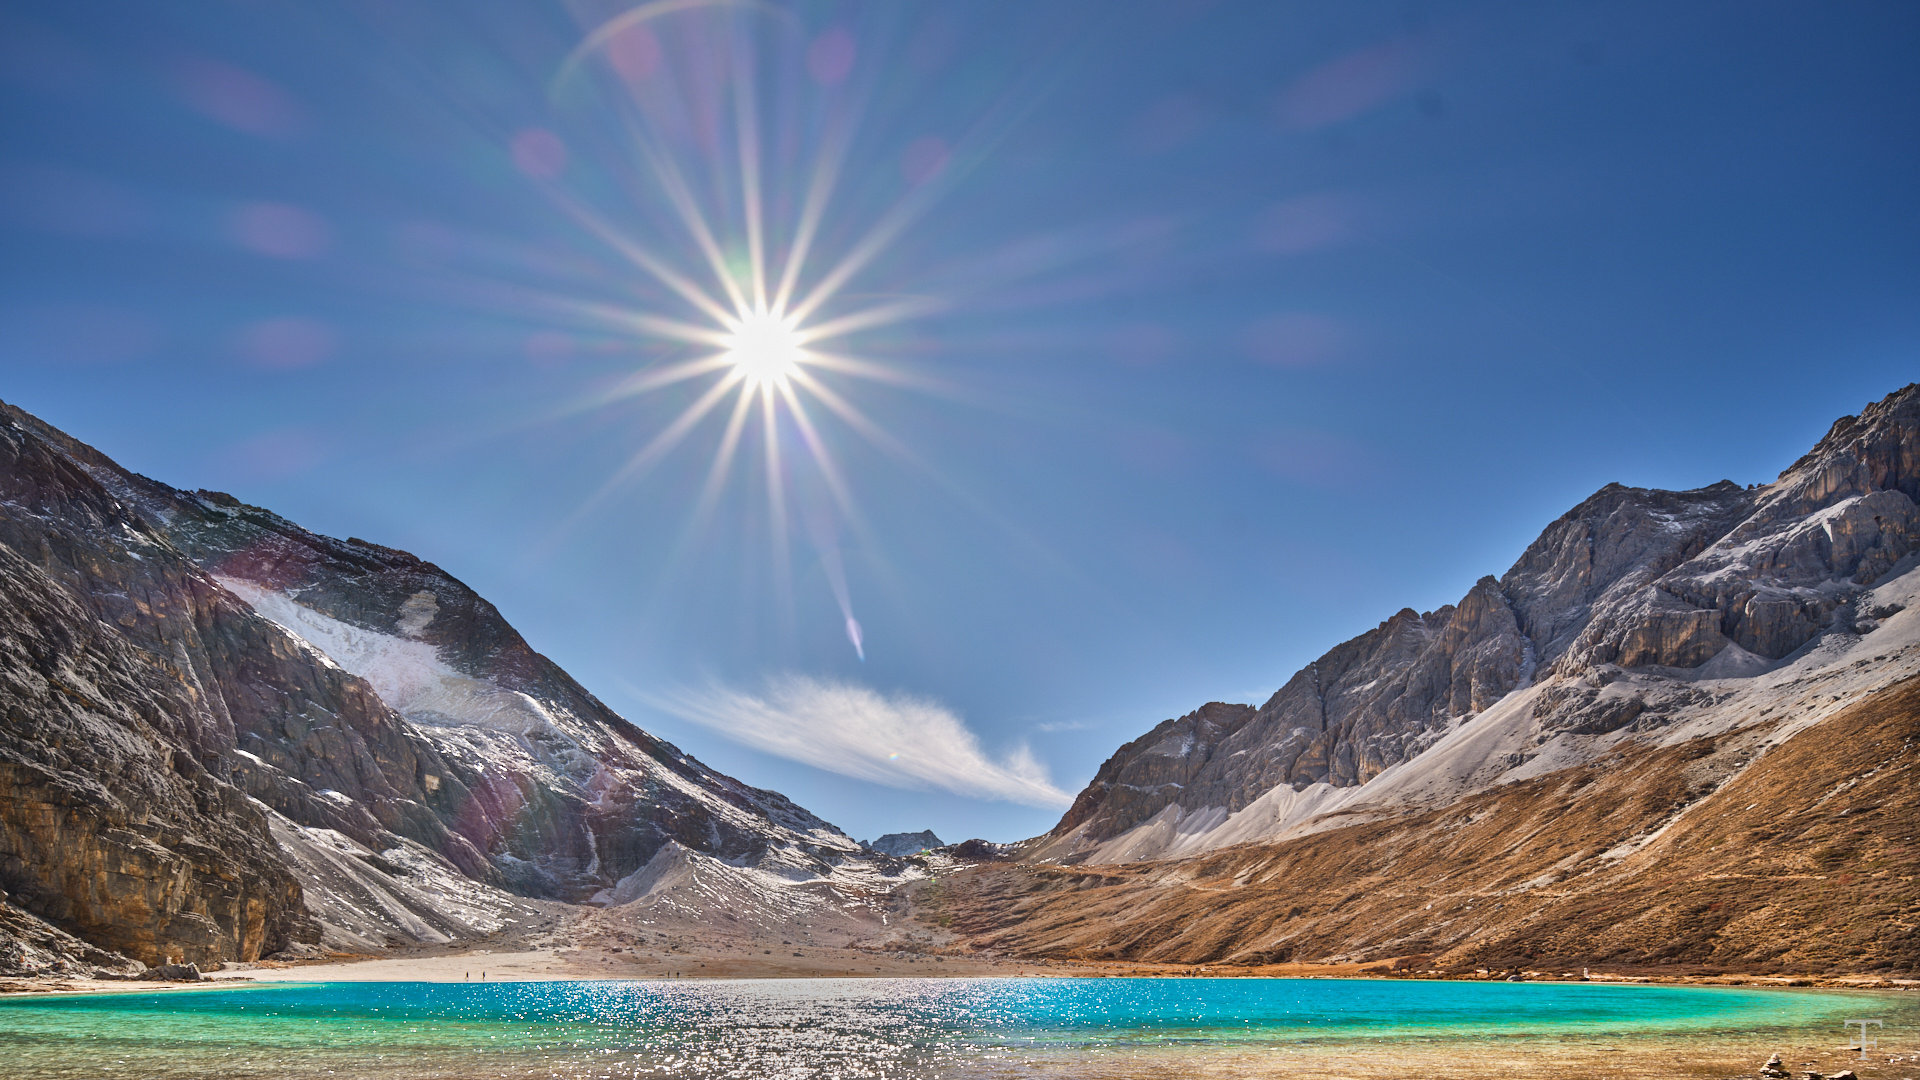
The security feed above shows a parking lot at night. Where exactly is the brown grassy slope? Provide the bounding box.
[934,677,1920,974]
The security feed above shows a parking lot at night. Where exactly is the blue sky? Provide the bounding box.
[3,1,1916,844]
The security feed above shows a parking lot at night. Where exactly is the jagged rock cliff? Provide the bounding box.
[1032,384,1920,865]
[0,399,879,973]
[0,415,312,968]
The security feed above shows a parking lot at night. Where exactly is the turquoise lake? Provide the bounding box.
[0,977,1899,1078]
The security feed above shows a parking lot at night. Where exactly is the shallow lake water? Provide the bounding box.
[0,977,1906,1078]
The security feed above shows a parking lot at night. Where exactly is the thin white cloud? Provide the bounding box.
[656,675,1072,808]
[1034,719,1095,733]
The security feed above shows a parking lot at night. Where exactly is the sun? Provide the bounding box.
[722,310,804,388]
[540,3,962,662]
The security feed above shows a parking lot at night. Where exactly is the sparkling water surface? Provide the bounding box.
[0,977,1892,1078]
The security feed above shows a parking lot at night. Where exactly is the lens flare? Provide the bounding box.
[526,3,971,661]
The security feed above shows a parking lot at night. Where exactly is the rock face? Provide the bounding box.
[0,415,310,967]
[154,494,853,903]
[0,891,150,978]
[864,831,944,856]
[1036,579,1534,860]
[1035,384,1920,864]
[0,398,868,969]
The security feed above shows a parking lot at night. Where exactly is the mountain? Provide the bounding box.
[8,383,1915,980]
[864,831,944,856]
[955,384,1920,973]
[0,399,900,975]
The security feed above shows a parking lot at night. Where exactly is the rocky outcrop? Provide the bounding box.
[0,397,869,969]
[1038,576,1530,857]
[863,831,944,856]
[12,403,857,900]
[1501,480,1757,670]
[1037,384,1920,863]
[1552,388,1920,675]
[1048,702,1256,845]
[0,894,148,978]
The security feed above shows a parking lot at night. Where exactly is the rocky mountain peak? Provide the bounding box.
[1,398,894,972]
[863,831,945,856]
[1034,384,1920,865]
[1771,381,1920,505]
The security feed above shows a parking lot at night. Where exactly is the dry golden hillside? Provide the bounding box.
[930,675,1920,975]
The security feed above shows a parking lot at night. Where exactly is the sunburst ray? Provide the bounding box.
[775,377,856,520]
[548,191,736,325]
[758,381,794,617]
[792,297,943,345]
[733,41,769,314]
[563,365,746,533]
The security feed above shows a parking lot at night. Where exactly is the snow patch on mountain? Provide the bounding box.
[215,575,567,740]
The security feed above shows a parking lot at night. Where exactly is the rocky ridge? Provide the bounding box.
[863,831,944,856]
[1030,384,1920,866]
[0,399,910,974]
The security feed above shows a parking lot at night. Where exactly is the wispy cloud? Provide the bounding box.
[1033,719,1095,733]
[655,675,1072,808]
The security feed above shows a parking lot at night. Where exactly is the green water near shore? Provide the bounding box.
[0,977,1904,1078]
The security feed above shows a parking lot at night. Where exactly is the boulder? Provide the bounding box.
[147,962,203,982]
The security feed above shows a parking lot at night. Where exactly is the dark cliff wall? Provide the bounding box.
[0,416,312,967]
[0,397,858,969]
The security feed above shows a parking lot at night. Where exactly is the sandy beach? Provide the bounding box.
[9,928,1920,988]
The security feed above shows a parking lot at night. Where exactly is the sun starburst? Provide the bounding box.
[526,1,961,661]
